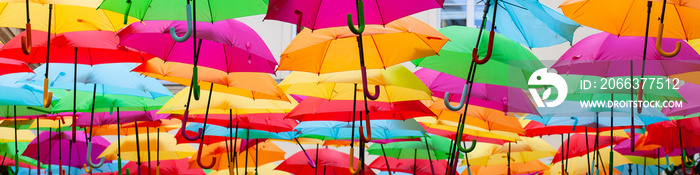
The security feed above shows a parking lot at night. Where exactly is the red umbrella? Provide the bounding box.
[422,126,510,145]
[0,57,33,76]
[275,148,376,175]
[369,156,455,175]
[171,113,298,133]
[122,159,205,175]
[522,119,617,137]
[287,96,435,122]
[551,134,627,164]
[644,118,700,149]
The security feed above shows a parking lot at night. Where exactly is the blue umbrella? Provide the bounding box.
[185,123,298,140]
[24,63,172,99]
[615,164,668,175]
[487,0,579,48]
[294,119,427,141]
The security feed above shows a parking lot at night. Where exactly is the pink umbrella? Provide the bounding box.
[73,110,168,127]
[286,96,435,122]
[275,148,376,175]
[264,0,444,31]
[553,32,700,77]
[369,156,454,175]
[122,159,205,175]
[117,20,277,74]
[662,83,700,118]
[22,131,111,168]
[414,68,537,115]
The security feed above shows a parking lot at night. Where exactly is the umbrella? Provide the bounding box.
[178,123,298,142]
[188,140,284,172]
[86,119,181,136]
[644,118,700,149]
[208,163,290,175]
[278,65,432,102]
[98,0,267,23]
[157,88,295,119]
[264,0,443,31]
[171,113,297,132]
[74,110,167,127]
[132,57,288,101]
[415,68,537,114]
[22,131,110,168]
[546,148,630,175]
[0,57,32,76]
[122,158,205,175]
[422,97,526,134]
[275,148,376,175]
[551,134,627,164]
[465,160,549,175]
[98,132,196,162]
[287,96,434,122]
[464,137,556,167]
[369,157,452,175]
[294,119,426,141]
[662,83,700,118]
[614,164,669,175]
[486,0,580,48]
[367,135,456,160]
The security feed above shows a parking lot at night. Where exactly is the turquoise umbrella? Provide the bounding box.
[294,119,426,141]
[486,0,580,48]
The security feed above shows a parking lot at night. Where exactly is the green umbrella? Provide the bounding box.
[49,89,169,113]
[0,106,50,118]
[97,0,268,22]
[367,135,460,160]
[0,140,45,169]
[0,119,76,132]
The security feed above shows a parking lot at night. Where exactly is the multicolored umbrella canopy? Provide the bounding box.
[275,148,376,175]
[158,88,295,115]
[118,19,278,74]
[0,57,32,76]
[277,17,448,74]
[0,1,138,33]
[466,160,549,175]
[551,134,627,164]
[367,135,455,160]
[662,83,700,118]
[294,119,427,141]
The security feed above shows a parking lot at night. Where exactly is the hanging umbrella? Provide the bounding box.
[265,0,442,31]
[551,134,627,164]
[485,0,580,48]
[187,140,285,170]
[287,96,434,122]
[132,57,288,101]
[157,88,295,117]
[0,57,32,76]
[275,148,376,175]
[422,97,526,134]
[122,158,205,175]
[86,119,181,136]
[418,120,518,144]
[99,132,195,161]
[464,137,556,167]
[614,164,669,175]
[369,157,453,175]
[662,83,700,118]
[415,68,537,115]
[177,123,298,142]
[295,119,427,141]
[74,110,168,127]
[0,117,73,131]
[49,89,170,114]
[367,135,456,160]
[546,148,630,175]
[98,0,267,23]
[644,118,700,149]
[208,163,290,175]
[172,113,298,133]
[22,131,110,168]
[465,160,549,175]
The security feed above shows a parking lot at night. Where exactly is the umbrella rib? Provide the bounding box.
[222,41,230,74]
[368,35,386,69]
[615,2,636,36]
[672,4,690,40]
[206,0,214,22]
[141,0,156,21]
[311,0,325,30]
[374,0,386,25]
[500,2,533,48]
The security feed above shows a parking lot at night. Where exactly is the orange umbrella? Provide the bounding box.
[421,97,525,135]
[188,140,285,172]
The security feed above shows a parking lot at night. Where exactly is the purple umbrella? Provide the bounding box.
[414,68,538,115]
[662,83,700,118]
[22,131,111,168]
[552,32,700,77]
[264,0,444,31]
[72,110,169,127]
[117,20,277,74]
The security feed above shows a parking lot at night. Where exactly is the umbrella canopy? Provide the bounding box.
[421,97,526,134]
[278,65,432,102]
[22,131,110,168]
[0,30,149,65]
[526,101,669,129]
[286,96,434,122]
[552,32,700,77]
[275,148,376,175]
[465,137,556,166]
[369,157,452,175]
[0,57,32,76]
[295,119,426,141]
[188,140,285,170]
[157,88,296,115]
[265,0,443,30]
[74,110,168,127]
[466,160,549,175]
[644,117,700,148]
[86,119,181,136]
[118,19,277,74]
[177,123,298,142]
[98,132,196,162]
[367,135,455,160]
[0,85,46,107]
[551,134,628,164]
[546,148,630,175]
[415,68,537,114]
[486,0,580,48]
[132,57,288,100]
[50,89,170,114]
[98,0,267,22]
[171,113,298,132]
[561,0,700,40]
[662,83,700,118]
[277,17,448,74]
[122,158,205,175]
[614,164,669,175]
[0,1,138,33]
[208,163,290,175]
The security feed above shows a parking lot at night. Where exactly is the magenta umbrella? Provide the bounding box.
[265,0,444,31]
[117,20,277,74]
[662,83,700,118]
[414,68,537,115]
[614,135,700,158]
[22,131,110,168]
[552,32,700,77]
[71,110,168,127]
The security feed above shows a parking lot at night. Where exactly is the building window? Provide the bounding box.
[440,0,485,28]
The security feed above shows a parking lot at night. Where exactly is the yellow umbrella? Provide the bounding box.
[0,117,73,130]
[98,132,196,162]
[462,137,556,166]
[278,65,432,102]
[208,163,290,175]
[415,117,521,142]
[157,88,297,115]
[422,97,525,134]
[0,127,34,143]
[188,140,285,171]
[546,148,631,175]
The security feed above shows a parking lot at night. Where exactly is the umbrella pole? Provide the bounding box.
[135,121,142,175]
[58,111,63,175]
[423,137,435,175]
[609,94,614,175]
[245,129,249,174]
[40,4,52,108]
[72,47,78,143]
[48,127,52,174]
[255,139,259,175]
[585,128,591,175]
[633,2,653,152]
[414,149,417,175]
[561,135,564,174]
[117,107,123,175]
[233,121,240,175]
[657,148,661,174]
[315,144,319,175]
[196,83,217,169]
[12,106,18,175]
[181,39,206,141]
[566,133,571,173]
[380,144,392,175]
[147,127,151,175]
[644,157,647,175]
[228,109,234,174]
[36,115,40,175]
[225,137,232,175]
[157,128,160,175]
[349,84,360,175]
[594,112,599,174]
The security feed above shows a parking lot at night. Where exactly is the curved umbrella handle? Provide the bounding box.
[360,66,380,100]
[444,84,469,111]
[456,121,477,153]
[472,31,495,65]
[655,24,680,57]
[123,0,132,25]
[59,115,66,124]
[348,147,362,175]
[86,142,105,168]
[8,165,17,175]
[294,10,303,33]
[170,4,193,42]
[346,0,365,34]
[359,115,372,142]
[192,67,201,100]
[196,140,216,169]
[21,23,32,55]
[43,78,52,108]
[570,117,578,131]
[637,82,643,113]
[180,110,203,141]
[84,164,93,173]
